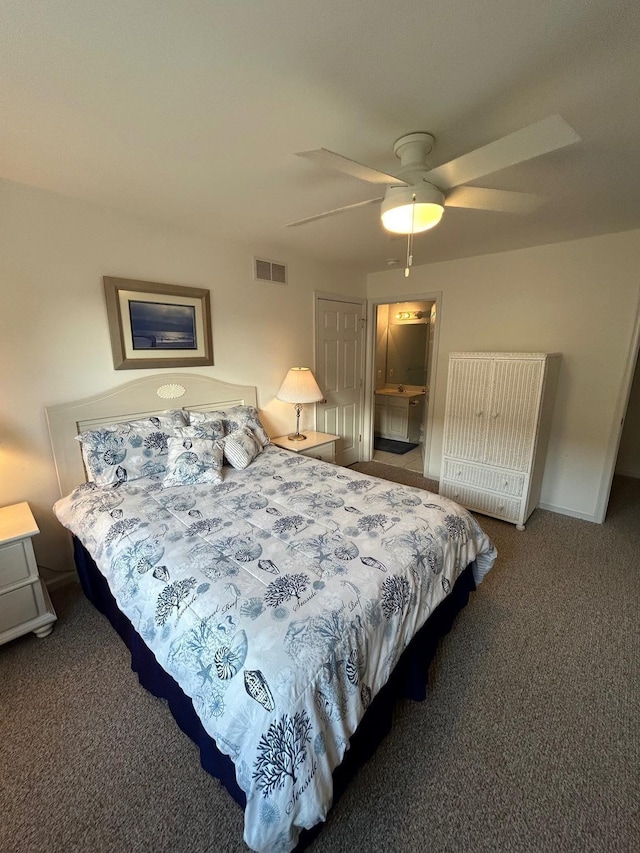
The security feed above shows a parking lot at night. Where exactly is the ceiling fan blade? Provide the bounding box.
[445,186,547,214]
[425,115,581,191]
[286,196,385,227]
[296,148,404,185]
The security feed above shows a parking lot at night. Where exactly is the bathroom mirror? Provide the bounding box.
[385,323,428,386]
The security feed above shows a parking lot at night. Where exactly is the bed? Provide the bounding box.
[46,373,497,853]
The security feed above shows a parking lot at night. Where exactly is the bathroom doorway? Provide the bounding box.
[365,294,441,476]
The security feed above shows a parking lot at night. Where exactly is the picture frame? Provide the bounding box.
[103,277,214,370]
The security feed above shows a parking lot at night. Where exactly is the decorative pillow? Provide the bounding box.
[223,406,270,447]
[181,413,226,441]
[162,409,190,429]
[162,433,224,487]
[188,405,270,447]
[173,422,218,442]
[222,425,263,470]
[76,411,186,485]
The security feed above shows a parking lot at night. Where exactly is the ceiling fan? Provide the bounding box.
[286,115,580,237]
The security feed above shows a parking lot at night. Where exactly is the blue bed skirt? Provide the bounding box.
[73,537,476,850]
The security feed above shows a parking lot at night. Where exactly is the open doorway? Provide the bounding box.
[365,293,441,477]
[601,338,640,521]
[595,294,640,523]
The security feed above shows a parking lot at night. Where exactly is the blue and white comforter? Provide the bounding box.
[54,446,496,852]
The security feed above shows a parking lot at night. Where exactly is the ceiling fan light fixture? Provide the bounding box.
[381,184,444,234]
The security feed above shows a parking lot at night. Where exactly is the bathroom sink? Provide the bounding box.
[375,388,425,397]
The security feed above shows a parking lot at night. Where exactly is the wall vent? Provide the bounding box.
[254,256,287,284]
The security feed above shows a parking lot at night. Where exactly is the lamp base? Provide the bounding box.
[287,432,307,441]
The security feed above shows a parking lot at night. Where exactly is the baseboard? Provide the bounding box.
[537,502,600,523]
[41,569,78,591]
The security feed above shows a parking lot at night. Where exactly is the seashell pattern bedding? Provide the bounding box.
[54,444,496,853]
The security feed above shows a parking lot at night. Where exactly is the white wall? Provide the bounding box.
[616,351,640,477]
[0,179,365,577]
[368,229,640,520]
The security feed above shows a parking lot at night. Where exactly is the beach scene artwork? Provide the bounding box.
[129,299,197,350]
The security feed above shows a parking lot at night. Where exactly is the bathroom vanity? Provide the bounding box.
[374,388,425,444]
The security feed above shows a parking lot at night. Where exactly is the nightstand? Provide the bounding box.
[270,431,340,463]
[0,502,57,644]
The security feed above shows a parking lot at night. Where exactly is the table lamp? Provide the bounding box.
[276,367,323,441]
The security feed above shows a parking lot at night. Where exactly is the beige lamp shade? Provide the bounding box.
[276,367,323,441]
[276,367,323,404]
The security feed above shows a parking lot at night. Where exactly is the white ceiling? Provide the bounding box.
[2,0,640,273]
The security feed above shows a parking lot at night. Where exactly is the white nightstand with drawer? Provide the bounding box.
[0,502,57,644]
[270,431,340,463]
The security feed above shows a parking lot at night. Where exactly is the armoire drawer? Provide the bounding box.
[440,480,521,523]
[442,459,526,497]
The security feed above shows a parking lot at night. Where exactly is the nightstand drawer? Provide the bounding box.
[0,583,40,632]
[302,444,335,463]
[0,539,36,590]
[0,502,57,643]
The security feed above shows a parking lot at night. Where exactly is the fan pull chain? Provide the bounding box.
[404,231,413,277]
[405,193,416,277]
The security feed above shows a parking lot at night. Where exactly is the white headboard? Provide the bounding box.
[45,373,259,497]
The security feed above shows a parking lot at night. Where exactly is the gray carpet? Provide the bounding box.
[1,469,638,853]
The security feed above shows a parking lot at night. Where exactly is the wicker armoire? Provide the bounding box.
[439,352,560,530]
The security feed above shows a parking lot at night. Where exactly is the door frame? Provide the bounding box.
[365,291,443,477]
[313,290,367,462]
[594,285,640,522]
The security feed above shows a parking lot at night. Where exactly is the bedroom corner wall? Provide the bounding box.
[0,179,365,580]
[367,229,640,521]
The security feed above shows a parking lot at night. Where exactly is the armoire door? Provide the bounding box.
[483,358,545,470]
[442,357,492,462]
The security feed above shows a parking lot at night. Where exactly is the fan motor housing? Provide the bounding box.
[393,132,435,171]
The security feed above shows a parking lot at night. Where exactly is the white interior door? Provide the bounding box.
[315,295,365,466]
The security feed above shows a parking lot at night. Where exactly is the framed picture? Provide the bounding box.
[104,277,214,370]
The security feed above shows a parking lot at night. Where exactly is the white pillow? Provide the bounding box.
[222,426,263,470]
